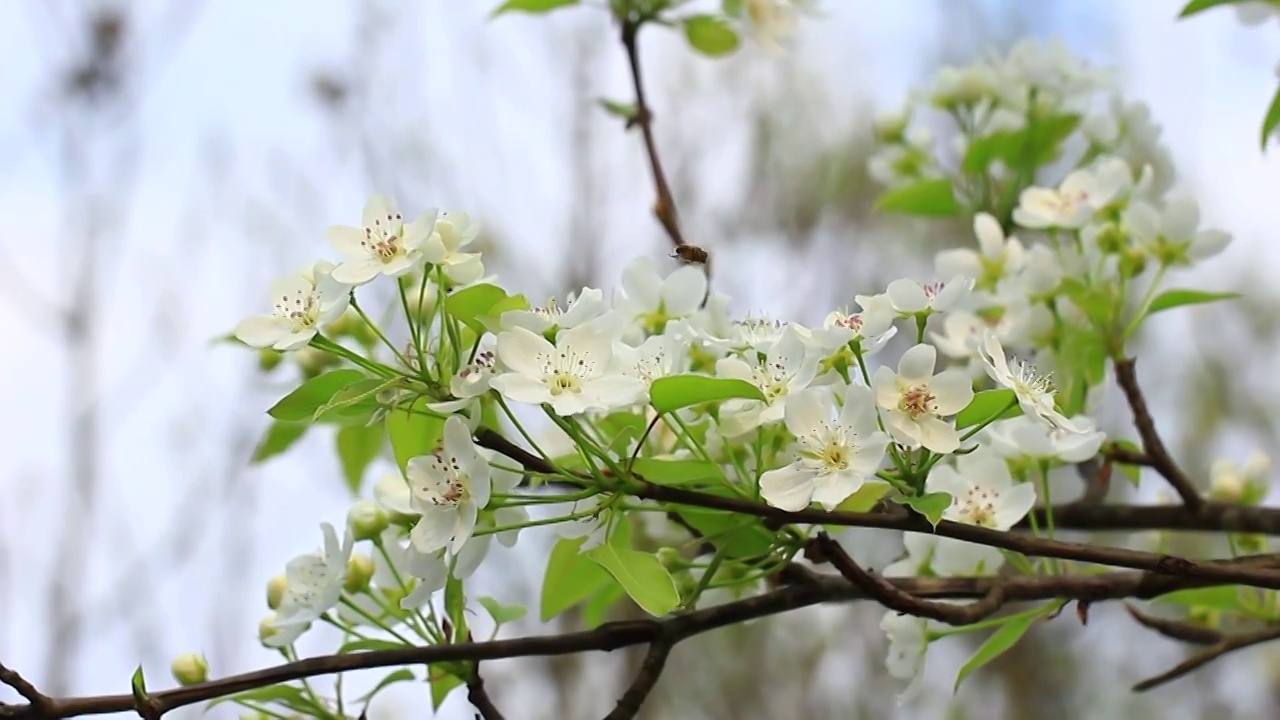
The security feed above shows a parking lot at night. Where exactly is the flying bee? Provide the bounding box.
[670,244,709,265]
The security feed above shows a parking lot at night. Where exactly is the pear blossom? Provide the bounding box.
[500,288,608,335]
[873,344,973,453]
[881,611,929,701]
[700,314,793,355]
[758,386,890,511]
[935,213,1026,287]
[406,416,491,555]
[614,333,681,393]
[612,256,708,342]
[326,195,435,285]
[421,211,485,285]
[235,261,350,351]
[1207,450,1271,504]
[491,324,646,415]
[926,449,1036,531]
[741,0,817,51]
[716,327,819,437]
[805,297,898,358]
[1012,159,1129,229]
[451,350,496,399]
[264,522,355,646]
[977,330,1080,433]
[881,276,973,316]
[984,415,1104,463]
[339,529,445,625]
[1124,196,1231,266]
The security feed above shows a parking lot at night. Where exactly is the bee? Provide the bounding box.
[670,244,709,265]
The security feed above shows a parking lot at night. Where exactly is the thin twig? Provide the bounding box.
[603,638,673,720]
[1114,357,1203,508]
[1123,603,1224,645]
[465,660,505,720]
[811,533,1009,625]
[1133,624,1280,692]
[0,662,53,716]
[619,16,686,250]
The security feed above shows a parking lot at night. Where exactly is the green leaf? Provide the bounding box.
[313,377,393,423]
[873,177,961,216]
[1054,324,1107,417]
[491,0,578,17]
[682,15,740,57]
[430,668,464,710]
[586,544,682,616]
[478,596,528,627]
[1154,586,1246,612]
[336,423,384,494]
[446,283,521,334]
[251,420,309,463]
[835,480,891,512]
[444,575,468,643]
[1109,439,1143,486]
[675,485,776,558]
[629,457,722,486]
[961,113,1080,175]
[267,369,367,421]
[210,684,320,713]
[1178,0,1251,18]
[598,97,639,123]
[955,389,1019,430]
[650,374,765,413]
[541,537,613,621]
[357,669,416,705]
[892,492,953,528]
[581,580,626,628]
[954,603,1057,691]
[336,638,406,653]
[1262,83,1280,151]
[1060,278,1115,327]
[386,397,445,472]
[1145,288,1241,316]
[130,665,147,702]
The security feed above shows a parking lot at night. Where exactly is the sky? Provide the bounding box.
[1,0,1279,718]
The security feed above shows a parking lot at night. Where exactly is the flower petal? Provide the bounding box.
[759,466,816,511]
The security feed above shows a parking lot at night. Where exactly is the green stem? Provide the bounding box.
[958,396,1019,442]
[309,334,402,379]
[1122,263,1168,343]
[350,295,412,368]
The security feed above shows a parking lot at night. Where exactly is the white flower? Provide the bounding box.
[884,532,1003,579]
[700,314,793,355]
[235,261,350,351]
[501,288,608,335]
[406,416,491,556]
[873,344,973,453]
[614,333,681,393]
[421,211,484,285]
[927,449,1035,530]
[491,324,646,415]
[613,256,708,343]
[451,349,496,400]
[758,386,890,511]
[977,330,1080,433]
[716,327,819,436]
[265,522,355,645]
[984,415,1103,463]
[742,0,804,51]
[883,276,973,315]
[1012,160,1129,229]
[326,195,435,285]
[935,213,1026,287]
[881,611,928,701]
[1208,450,1271,503]
[1124,197,1231,266]
[806,297,898,358]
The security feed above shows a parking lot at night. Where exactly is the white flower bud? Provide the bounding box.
[1243,450,1271,482]
[170,652,208,686]
[347,500,388,542]
[1208,459,1244,503]
[343,552,375,594]
[266,574,288,610]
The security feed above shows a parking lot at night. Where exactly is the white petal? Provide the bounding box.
[374,473,414,515]
[929,370,975,415]
[759,466,816,511]
[560,322,614,375]
[449,502,479,554]
[490,374,551,406]
[838,385,879,433]
[973,213,1004,256]
[661,266,708,316]
[583,375,646,410]
[362,194,400,228]
[873,366,900,409]
[410,506,457,554]
[886,279,928,313]
[915,415,961,454]
[559,288,606,328]
[326,225,369,260]
[991,482,1037,530]
[495,327,553,377]
[897,344,938,382]
[619,256,662,310]
[235,315,289,348]
[811,472,863,510]
[783,389,828,438]
[331,259,382,286]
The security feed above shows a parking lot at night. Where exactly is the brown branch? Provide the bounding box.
[1132,624,1280,692]
[603,637,673,720]
[4,565,1278,718]
[1025,502,1280,535]
[465,634,505,720]
[1123,603,1224,645]
[1114,357,1203,508]
[811,533,1009,625]
[619,16,687,250]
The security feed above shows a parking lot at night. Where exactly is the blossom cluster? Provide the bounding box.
[218,37,1266,715]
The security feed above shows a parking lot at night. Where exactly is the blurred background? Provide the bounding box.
[1,0,1279,718]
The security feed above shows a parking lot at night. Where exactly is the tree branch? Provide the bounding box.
[1132,624,1280,692]
[620,16,687,251]
[1114,357,1203,508]
[603,637,673,720]
[1123,603,1224,645]
[465,635,505,720]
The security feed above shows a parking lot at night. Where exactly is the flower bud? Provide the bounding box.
[1243,450,1271,483]
[1236,532,1266,554]
[348,500,389,542]
[257,615,282,644]
[872,109,909,143]
[266,574,288,610]
[655,547,686,572]
[257,348,283,373]
[1208,460,1244,503]
[170,652,208,686]
[344,552,376,594]
[295,346,339,379]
